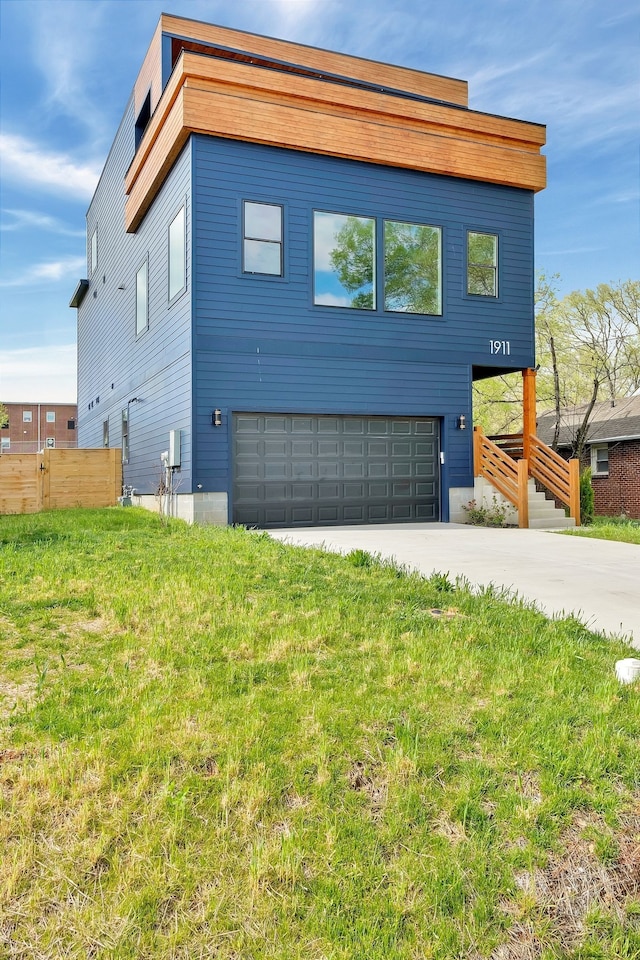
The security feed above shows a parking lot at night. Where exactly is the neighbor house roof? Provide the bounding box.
[537,396,640,447]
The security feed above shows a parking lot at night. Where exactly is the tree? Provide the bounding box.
[0,403,7,430]
[328,217,441,314]
[473,278,640,454]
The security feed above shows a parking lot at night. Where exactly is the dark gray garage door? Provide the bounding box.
[233,414,440,528]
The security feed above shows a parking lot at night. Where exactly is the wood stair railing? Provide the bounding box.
[528,435,580,526]
[474,427,529,528]
[474,426,581,528]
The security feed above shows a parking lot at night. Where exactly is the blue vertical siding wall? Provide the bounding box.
[192,136,535,509]
[77,102,193,494]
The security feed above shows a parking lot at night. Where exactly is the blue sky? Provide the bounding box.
[1,0,638,402]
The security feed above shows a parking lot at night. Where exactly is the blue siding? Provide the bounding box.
[77,103,193,494]
[192,137,534,507]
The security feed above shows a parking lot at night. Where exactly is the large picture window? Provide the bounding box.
[136,259,148,335]
[314,212,375,309]
[168,206,186,301]
[243,202,283,275]
[467,231,498,297]
[384,220,442,315]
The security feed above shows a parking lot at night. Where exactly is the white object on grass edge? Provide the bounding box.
[615,658,640,684]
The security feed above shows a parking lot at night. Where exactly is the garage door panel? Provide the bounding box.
[233,414,440,527]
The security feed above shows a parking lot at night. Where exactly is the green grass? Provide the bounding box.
[1,508,639,959]
[562,515,640,545]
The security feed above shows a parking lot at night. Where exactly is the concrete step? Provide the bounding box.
[528,516,576,529]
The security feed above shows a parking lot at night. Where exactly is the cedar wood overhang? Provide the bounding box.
[124,14,546,233]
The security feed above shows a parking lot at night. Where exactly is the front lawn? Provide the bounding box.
[1,508,639,959]
[562,516,640,545]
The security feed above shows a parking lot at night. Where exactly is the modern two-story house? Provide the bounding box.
[71,14,550,527]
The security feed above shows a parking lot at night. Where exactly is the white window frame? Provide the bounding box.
[168,205,186,302]
[136,258,149,335]
[23,411,33,423]
[591,443,609,477]
[46,411,56,423]
[1,438,10,452]
[90,227,98,274]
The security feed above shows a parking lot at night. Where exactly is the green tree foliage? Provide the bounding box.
[0,403,8,430]
[580,468,595,526]
[329,217,441,314]
[329,216,375,309]
[473,278,640,447]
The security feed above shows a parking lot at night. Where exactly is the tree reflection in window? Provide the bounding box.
[384,220,442,314]
[314,212,375,309]
[468,231,498,297]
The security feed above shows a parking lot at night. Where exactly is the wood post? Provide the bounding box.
[568,458,581,526]
[473,425,483,477]
[517,458,529,528]
[522,368,537,462]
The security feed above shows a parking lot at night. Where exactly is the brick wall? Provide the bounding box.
[589,439,640,519]
[1,403,78,454]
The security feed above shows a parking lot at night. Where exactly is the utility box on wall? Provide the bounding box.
[169,429,181,468]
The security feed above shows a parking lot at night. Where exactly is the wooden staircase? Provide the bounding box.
[473,426,580,529]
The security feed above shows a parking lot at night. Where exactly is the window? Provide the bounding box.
[467,231,498,297]
[591,443,609,477]
[67,419,76,430]
[23,411,33,423]
[168,206,186,301]
[243,201,283,275]
[135,90,151,149]
[314,211,375,308]
[46,411,56,423]
[103,420,109,448]
[121,408,129,463]
[136,259,149,335]
[384,220,442,315]
[90,227,98,274]
[1,438,10,452]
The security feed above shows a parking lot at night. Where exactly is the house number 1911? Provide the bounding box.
[490,340,510,355]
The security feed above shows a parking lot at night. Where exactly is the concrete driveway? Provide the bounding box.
[269,523,640,648]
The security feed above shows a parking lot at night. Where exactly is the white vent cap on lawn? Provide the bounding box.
[615,658,640,684]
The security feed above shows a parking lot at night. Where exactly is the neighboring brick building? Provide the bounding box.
[0,402,78,455]
[537,397,640,519]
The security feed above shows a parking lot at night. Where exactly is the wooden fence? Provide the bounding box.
[0,448,122,515]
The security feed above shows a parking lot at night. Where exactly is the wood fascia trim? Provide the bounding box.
[160,13,469,107]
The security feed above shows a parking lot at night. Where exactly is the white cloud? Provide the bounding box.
[0,256,87,288]
[0,134,100,199]
[0,345,77,403]
[1,209,85,237]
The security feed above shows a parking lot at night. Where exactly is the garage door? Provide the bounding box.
[233,414,440,528]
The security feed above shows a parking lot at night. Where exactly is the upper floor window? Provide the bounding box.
[314,211,375,309]
[467,231,498,297]
[23,411,33,423]
[121,408,129,463]
[384,220,442,315]
[90,227,98,274]
[591,443,609,477]
[136,259,149,335]
[46,411,56,423]
[67,419,76,430]
[103,419,109,448]
[168,206,186,301]
[243,202,283,275]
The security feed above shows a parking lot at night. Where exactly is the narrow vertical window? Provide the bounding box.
[168,206,186,301]
[467,232,498,297]
[90,227,98,274]
[121,408,129,463]
[243,201,283,275]
[136,259,148,335]
[313,212,375,309]
[103,419,109,448]
[384,220,442,315]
